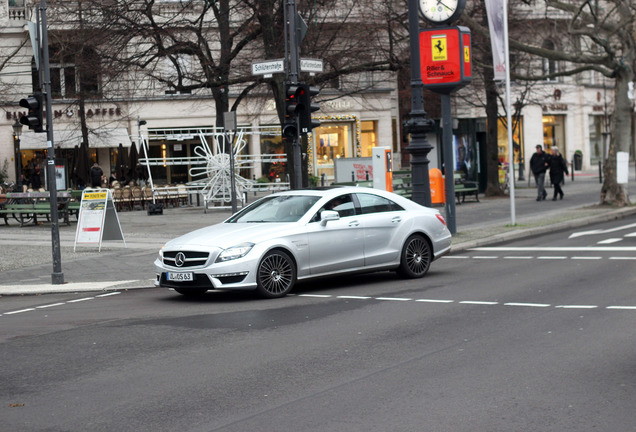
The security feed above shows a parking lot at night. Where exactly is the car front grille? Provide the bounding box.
[163,251,210,268]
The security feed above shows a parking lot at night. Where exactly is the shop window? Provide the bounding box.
[260,131,285,182]
[542,115,565,155]
[496,116,524,167]
[589,115,608,164]
[312,122,353,182]
[360,121,377,157]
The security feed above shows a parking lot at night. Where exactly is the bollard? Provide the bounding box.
[599,160,603,184]
[571,159,574,181]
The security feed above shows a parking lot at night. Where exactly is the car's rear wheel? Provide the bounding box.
[397,234,431,278]
[256,250,296,298]
[173,287,208,296]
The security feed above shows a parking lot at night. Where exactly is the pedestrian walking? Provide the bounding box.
[548,146,569,200]
[530,144,550,201]
[30,166,42,190]
[90,162,104,188]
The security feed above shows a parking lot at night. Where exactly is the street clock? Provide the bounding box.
[419,0,466,25]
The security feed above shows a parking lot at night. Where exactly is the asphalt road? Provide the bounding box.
[2,215,635,431]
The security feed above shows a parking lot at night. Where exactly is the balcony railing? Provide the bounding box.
[8,0,27,20]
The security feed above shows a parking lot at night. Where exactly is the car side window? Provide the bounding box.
[356,193,403,215]
[310,194,356,222]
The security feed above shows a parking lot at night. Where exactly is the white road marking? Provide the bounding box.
[460,301,499,305]
[503,256,534,259]
[67,297,95,303]
[607,306,636,310]
[472,256,499,259]
[471,246,636,252]
[4,308,36,315]
[625,232,636,237]
[416,299,454,303]
[537,256,568,260]
[504,302,551,308]
[569,222,636,239]
[571,256,603,260]
[609,257,636,260]
[597,238,622,244]
[36,303,66,309]
[96,292,121,298]
[337,295,372,299]
[555,305,598,309]
[375,297,412,301]
[299,294,332,298]
[442,256,469,259]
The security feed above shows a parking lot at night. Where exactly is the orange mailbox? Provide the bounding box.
[429,168,445,205]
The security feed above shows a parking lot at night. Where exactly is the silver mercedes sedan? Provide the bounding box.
[154,187,452,298]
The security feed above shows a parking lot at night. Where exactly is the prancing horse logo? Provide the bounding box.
[175,252,186,267]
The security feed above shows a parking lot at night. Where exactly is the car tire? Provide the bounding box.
[397,234,431,278]
[173,287,208,296]
[256,250,296,299]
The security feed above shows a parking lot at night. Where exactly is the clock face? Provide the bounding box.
[419,0,461,24]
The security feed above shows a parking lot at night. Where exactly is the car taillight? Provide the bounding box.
[436,214,447,226]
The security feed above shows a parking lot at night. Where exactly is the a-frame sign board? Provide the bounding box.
[74,188,126,251]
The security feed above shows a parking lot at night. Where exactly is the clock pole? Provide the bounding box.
[404,0,435,208]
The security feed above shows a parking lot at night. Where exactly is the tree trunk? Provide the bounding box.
[601,63,633,206]
[484,67,503,196]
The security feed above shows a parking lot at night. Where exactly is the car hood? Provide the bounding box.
[164,222,295,250]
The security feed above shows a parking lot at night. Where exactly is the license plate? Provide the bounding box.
[167,272,194,282]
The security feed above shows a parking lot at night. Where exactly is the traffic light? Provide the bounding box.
[19,92,44,133]
[282,122,298,139]
[285,84,302,122]
[298,84,321,134]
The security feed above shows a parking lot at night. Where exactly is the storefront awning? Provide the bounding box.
[19,128,133,150]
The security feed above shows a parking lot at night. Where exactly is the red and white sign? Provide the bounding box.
[420,26,472,93]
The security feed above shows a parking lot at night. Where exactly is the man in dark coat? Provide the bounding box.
[548,146,569,200]
[90,163,103,188]
[529,144,550,201]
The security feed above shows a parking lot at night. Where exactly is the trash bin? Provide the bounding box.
[429,168,445,205]
[573,150,583,171]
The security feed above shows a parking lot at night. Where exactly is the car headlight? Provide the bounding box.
[215,243,255,262]
[158,245,165,260]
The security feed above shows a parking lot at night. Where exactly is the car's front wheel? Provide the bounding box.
[397,234,432,278]
[256,250,296,298]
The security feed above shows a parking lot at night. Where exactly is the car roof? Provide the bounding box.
[269,186,423,208]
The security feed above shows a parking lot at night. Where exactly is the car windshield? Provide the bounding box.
[227,195,320,223]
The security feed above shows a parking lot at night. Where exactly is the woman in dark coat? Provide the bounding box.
[548,146,569,200]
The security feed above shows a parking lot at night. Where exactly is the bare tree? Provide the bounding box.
[464,0,633,206]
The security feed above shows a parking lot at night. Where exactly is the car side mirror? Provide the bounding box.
[320,210,339,225]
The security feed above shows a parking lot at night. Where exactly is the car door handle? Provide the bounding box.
[348,220,360,227]
[392,216,402,223]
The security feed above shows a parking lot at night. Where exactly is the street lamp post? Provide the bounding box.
[12,120,23,191]
[405,0,435,207]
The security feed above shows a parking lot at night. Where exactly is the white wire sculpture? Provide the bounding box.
[189,130,254,209]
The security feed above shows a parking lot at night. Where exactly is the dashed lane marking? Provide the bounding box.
[296,294,636,312]
[1,293,122,318]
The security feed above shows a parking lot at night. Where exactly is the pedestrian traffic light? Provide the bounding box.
[19,92,44,133]
[298,84,321,134]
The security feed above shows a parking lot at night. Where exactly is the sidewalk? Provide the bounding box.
[1,170,634,295]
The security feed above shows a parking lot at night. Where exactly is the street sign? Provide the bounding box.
[251,59,285,76]
[300,58,323,73]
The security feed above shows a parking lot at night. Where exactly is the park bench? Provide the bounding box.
[453,173,479,204]
[0,192,71,227]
